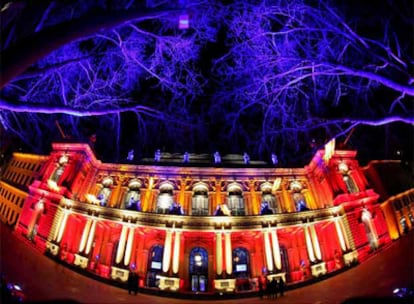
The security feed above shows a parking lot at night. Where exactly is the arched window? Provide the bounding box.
[50,154,69,184]
[189,247,208,292]
[146,245,164,288]
[124,179,141,211]
[191,183,209,216]
[156,182,174,214]
[338,162,359,194]
[227,183,245,216]
[232,247,250,278]
[290,180,309,212]
[260,182,281,214]
[97,176,113,207]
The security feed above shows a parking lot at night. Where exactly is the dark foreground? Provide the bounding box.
[1,223,413,304]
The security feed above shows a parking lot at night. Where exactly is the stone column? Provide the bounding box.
[216,232,223,275]
[116,225,128,264]
[271,229,282,270]
[124,227,135,266]
[172,231,181,274]
[162,229,173,273]
[334,218,347,252]
[309,224,322,261]
[263,230,274,272]
[225,232,232,275]
[56,212,69,243]
[304,225,315,263]
[79,218,92,253]
[85,219,97,255]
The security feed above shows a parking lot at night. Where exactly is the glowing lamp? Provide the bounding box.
[179,14,189,29]
[194,253,202,266]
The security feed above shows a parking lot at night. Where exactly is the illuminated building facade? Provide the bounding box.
[1,142,412,295]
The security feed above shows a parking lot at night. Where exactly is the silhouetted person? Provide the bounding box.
[128,272,138,295]
[132,273,139,295]
[272,277,279,299]
[278,277,285,297]
[258,277,264,299]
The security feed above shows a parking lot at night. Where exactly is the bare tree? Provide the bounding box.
[0,0,412,163]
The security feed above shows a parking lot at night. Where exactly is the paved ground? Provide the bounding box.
[1,223,413,304]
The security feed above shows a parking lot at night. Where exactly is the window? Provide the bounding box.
[338,162,359,194]
[191,183,209,216]
[290,180,309,212]
[124,179,141,211]
[156,182,174,214]
[189,247,208,292]
[97,176,113,207]
[227,183,245,216]
[232,247,250,278]
[146,245,163,288]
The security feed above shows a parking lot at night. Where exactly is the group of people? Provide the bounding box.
[258,277,285,300]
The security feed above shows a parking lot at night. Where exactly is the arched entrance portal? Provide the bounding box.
[280,245,291,282]
[146,245,164,288]
[189,247,208,292]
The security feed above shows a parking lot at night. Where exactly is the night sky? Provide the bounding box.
[0,0,412,168]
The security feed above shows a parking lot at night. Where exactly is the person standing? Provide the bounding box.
[258,277,264,299]
[127,272,134,295]
[132,273,139,295]
[278,277,285,297]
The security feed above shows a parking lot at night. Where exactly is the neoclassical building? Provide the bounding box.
[1,142,412,295]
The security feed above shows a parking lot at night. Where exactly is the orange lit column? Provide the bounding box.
[281,183,294,212]
[109,177,123,208]
[142,177,154,212]
[249,181,260,215]
[214,180,223,211]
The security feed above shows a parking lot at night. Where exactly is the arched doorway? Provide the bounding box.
[189,247,208,292]
[233,247,251,291]
[146,245,164,287]
[280,245,291,282]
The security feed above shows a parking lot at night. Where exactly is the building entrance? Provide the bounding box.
[189,247,208,292]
